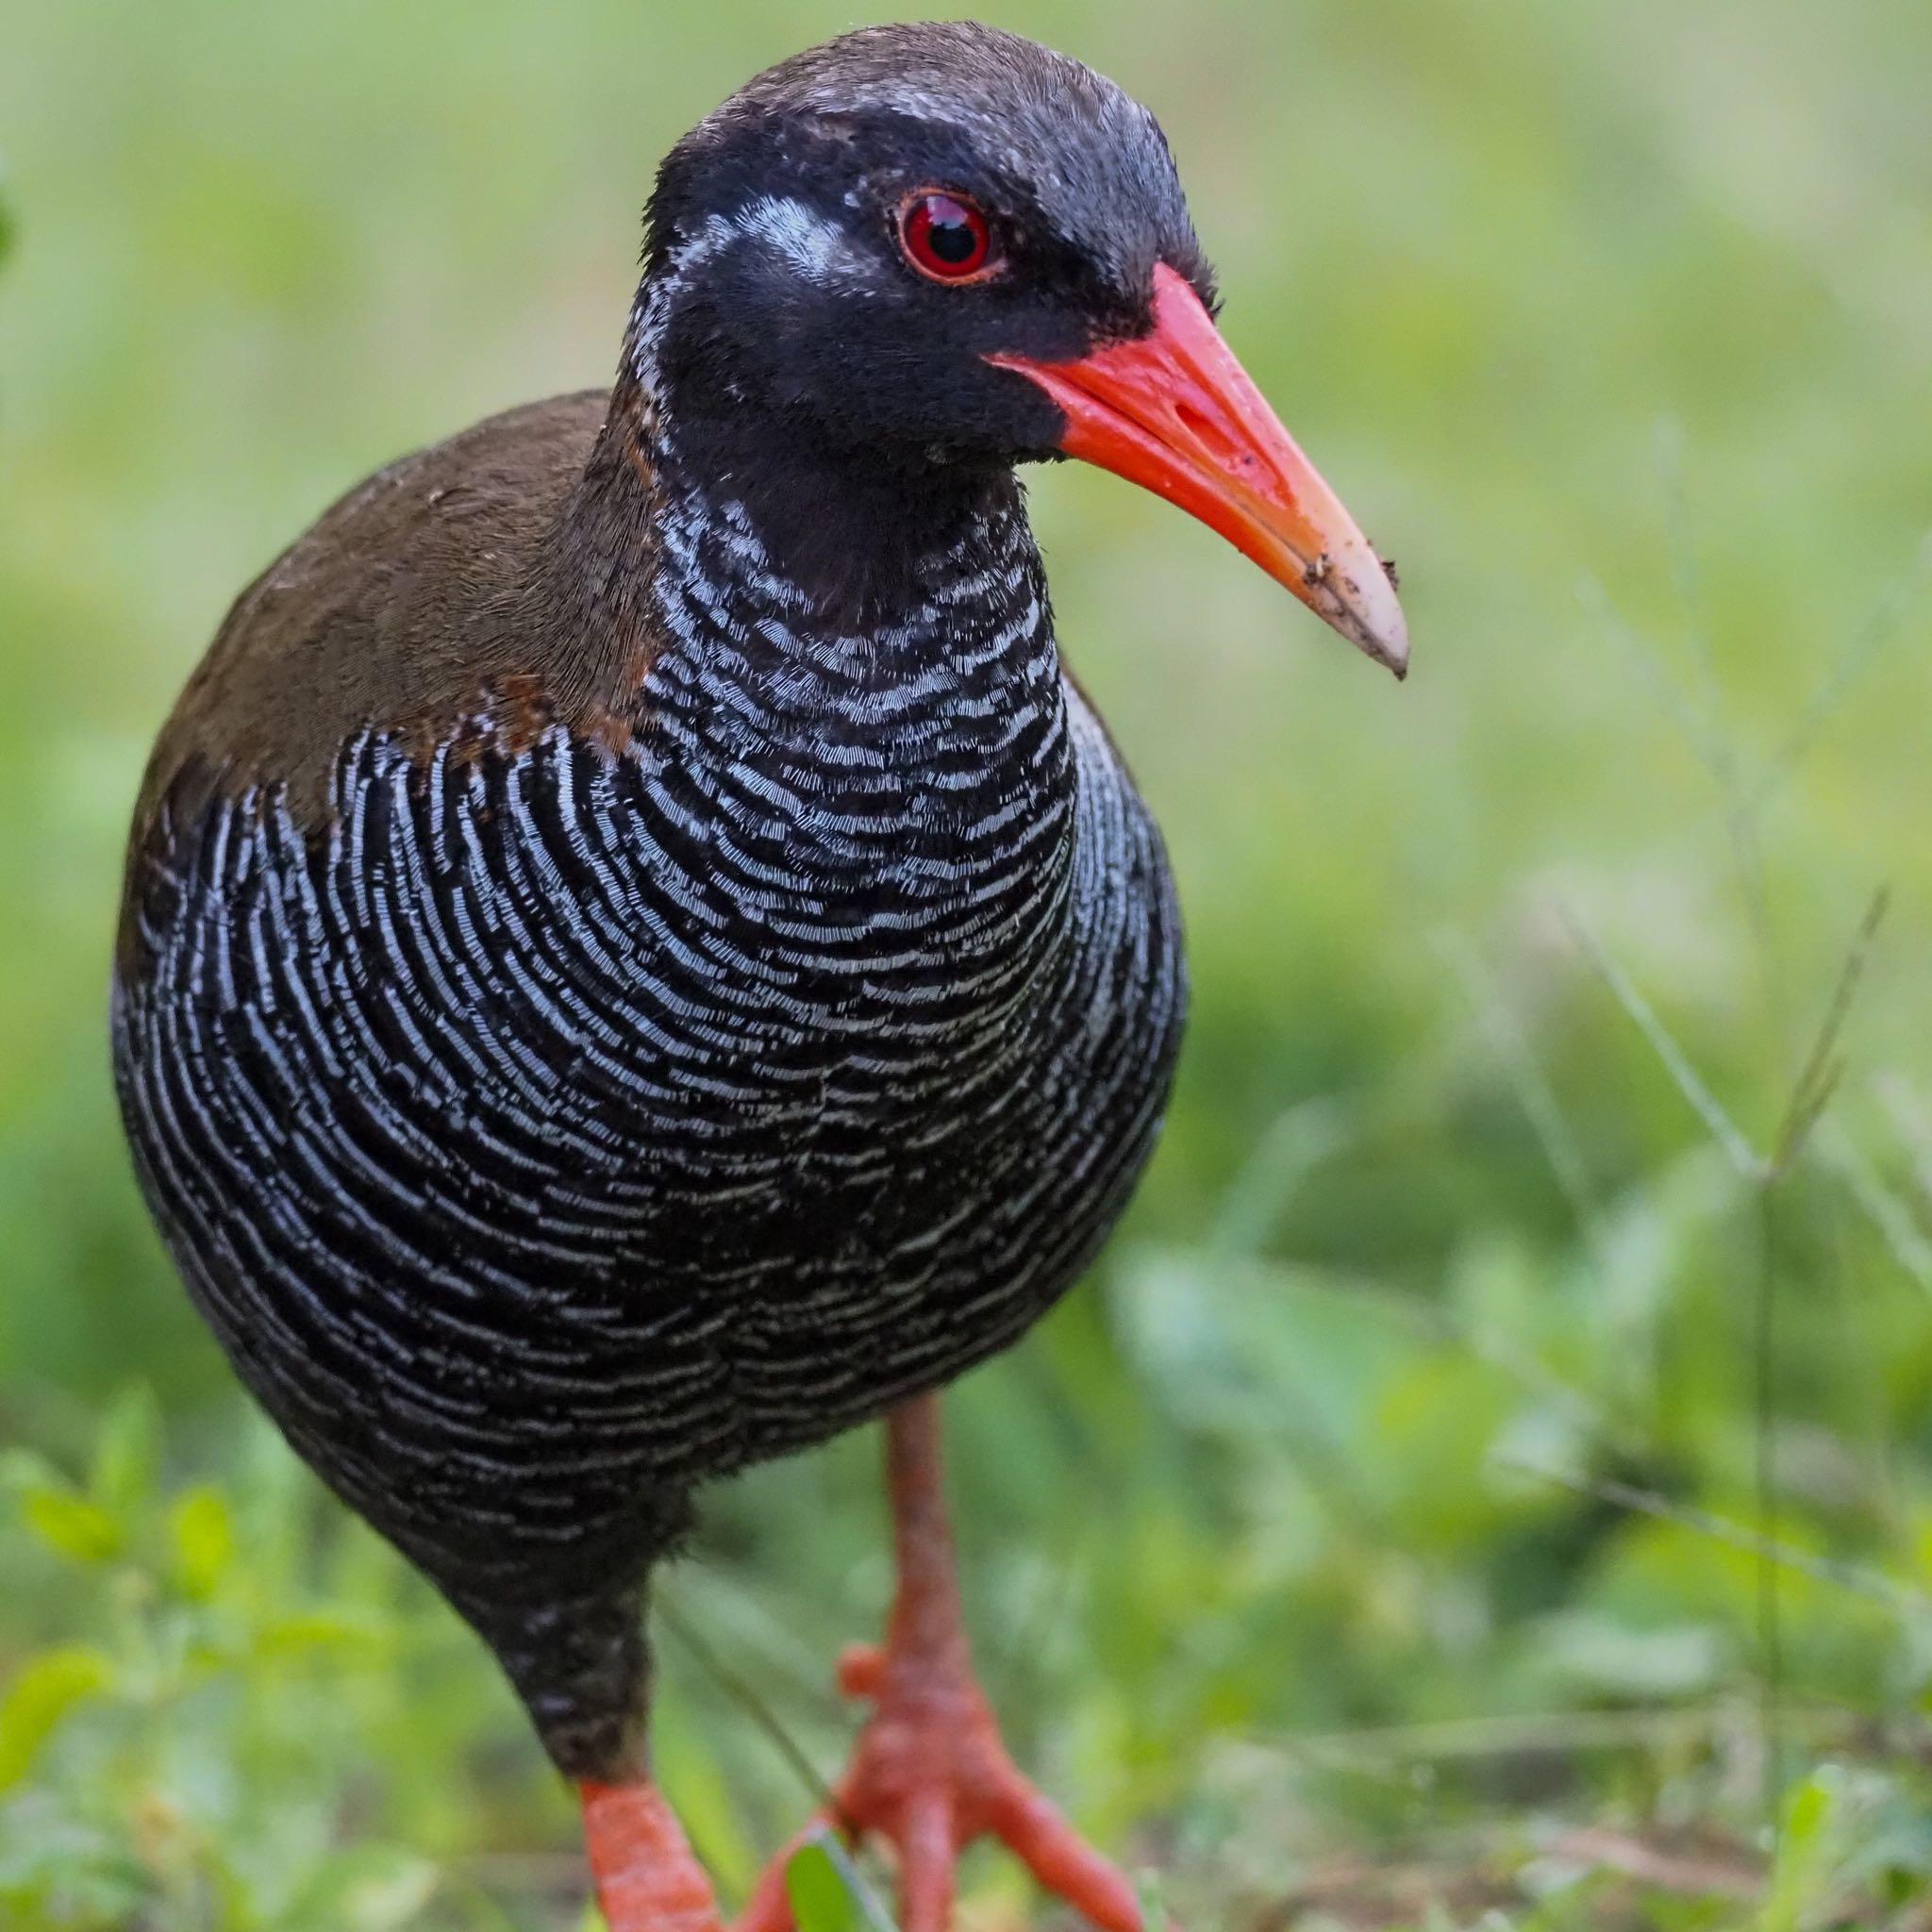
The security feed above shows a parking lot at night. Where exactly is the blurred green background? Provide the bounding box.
[4,1,1931,1926]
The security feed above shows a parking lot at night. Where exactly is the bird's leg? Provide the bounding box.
[736,1393,1148,1932]
[581,1775,725,1932]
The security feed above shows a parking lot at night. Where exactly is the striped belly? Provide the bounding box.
[112,704,1183,1600]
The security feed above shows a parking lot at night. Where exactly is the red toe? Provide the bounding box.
[731,1640,1149,1932]
[737,1398,1167,1932]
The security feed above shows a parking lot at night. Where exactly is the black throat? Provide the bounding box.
[627,277,1027,633]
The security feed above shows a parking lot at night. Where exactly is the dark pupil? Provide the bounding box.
[924,203,977,264]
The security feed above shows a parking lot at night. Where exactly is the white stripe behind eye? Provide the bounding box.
[631,195,870,404]
[733,194,870,288]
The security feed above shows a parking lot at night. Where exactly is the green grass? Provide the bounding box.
[4,1,1932,1926]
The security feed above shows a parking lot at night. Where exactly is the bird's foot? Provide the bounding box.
[735,1638,1147,1932]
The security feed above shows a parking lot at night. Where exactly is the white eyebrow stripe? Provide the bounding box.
[733,193,871,287]
[629,195,869,410]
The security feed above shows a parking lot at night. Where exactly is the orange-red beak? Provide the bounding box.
[991,263,1408,677]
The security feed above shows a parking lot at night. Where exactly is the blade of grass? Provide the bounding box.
[1491,1456,1929,1619]
[1874,1073,1932,1211]
[1437,926,1605,1257]
[655,1591,836,1814]
[1208,1098,1349,1257]
[1817,1121,1932,1298]
[1753,531,1932,809]
[1557,901,1765,1179]
[1768,891,1889,1180]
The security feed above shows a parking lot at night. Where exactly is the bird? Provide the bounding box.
[111,22,1407,1932]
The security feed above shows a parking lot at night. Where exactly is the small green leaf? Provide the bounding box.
[784,1840,858,1932]
[20,1480,122,1564]
[90,1386,161,1518]
[169,1485,235,1601]
[783,1829,895,1932]
[0,1645,112,1790]
[1784,1772,1835,1848]
[254,1607,391,1658]
[1760,1770,1843,1932]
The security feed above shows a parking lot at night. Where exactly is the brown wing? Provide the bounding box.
[133,388,658,842]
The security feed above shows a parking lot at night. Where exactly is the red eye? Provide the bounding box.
[899,191,994,282]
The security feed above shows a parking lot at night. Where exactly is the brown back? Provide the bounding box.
[134,388,660,842]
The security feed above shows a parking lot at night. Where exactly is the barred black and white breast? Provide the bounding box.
[112,390,1184,1767]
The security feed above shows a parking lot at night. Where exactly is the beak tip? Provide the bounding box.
[1381,622,1411,681]
[1329,585,1409,682]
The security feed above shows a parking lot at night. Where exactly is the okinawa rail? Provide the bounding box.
[112,22,1408,1932]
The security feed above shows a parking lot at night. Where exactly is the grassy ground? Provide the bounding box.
[3,1,1932,1926]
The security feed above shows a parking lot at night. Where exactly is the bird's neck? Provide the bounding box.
[550,375,1078,954]
[647,445,1045,662]
[641,433,1066,784]
[657,400,1032,636]
[558,359,1065,744]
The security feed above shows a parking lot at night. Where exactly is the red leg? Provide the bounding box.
[736,1394,1153,1932]
[581,1777,724,1932]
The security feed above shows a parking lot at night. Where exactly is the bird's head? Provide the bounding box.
[636,21,1407,674]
